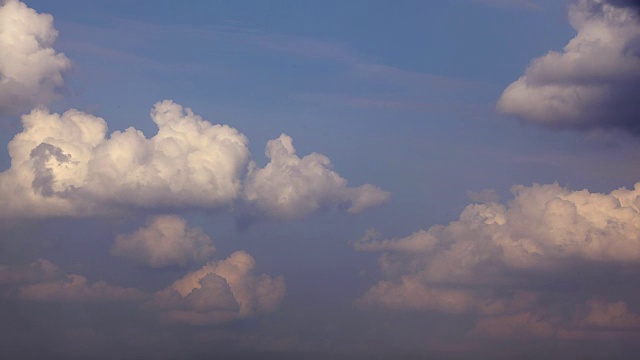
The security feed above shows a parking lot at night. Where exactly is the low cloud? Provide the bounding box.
[497,0,640,133]
[152,251,286,325]
[357,181,640,339]
[0,258,61,285]
[111,215,216,268]
[0,0,70,115]
[18,274,146,302]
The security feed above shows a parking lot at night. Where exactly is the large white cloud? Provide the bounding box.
[497,0,640,133]
[0,0,70,114]
[241,134,390,221]
[0,100,249,217]
[357,181,640,339]
[111,215,216,268]
[0,101,388,220]
[152,251,286,325]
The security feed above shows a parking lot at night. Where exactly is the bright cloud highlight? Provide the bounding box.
[0,0,70,114]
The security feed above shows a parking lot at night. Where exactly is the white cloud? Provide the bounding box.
[241,134,390,221]
[0,0,70,114]
[0,102,387,221]
[497,0,640,133]
[0,101,249,217]
[152,251,285,325]
[111,215,216,268]
[357,181,640,338]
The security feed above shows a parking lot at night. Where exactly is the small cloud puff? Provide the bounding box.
[152,251,286,325]
[111,215,216,268]
[0,0,70,115]
[242,134,390,221]
[498,0,640,133]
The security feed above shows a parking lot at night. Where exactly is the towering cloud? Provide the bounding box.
[111,215,216,268]
[357,182,640,338]
[497,0,640,133]
[0,0,70,115]
[152,251,286,325]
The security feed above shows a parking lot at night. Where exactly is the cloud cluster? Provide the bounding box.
[497,0,640,133]
[0,100,387,220]
[111,215,216,268]
[1,249,285,325]
[152,251,286,325]
[0,0,70,115]
[357,182,640,339]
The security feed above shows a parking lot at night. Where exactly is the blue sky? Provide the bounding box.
[2,0,640,358]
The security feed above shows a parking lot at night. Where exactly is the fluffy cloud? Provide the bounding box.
[0,101,249,217]
[0,101,387,220]
[111,215,216,268]
[357,181,640,338]
[152,251,285,325]
[0,0,70,114]
[497,0,640,133]
[241,134,390,220]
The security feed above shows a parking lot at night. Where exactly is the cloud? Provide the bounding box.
[0,101,387,221]
[0,0,70,115]
[241,134,390,221]
[152,251,285,325]
[111,215,216,268]
[357,181,640,338]
[18,274,145,302]
[0,258,144,302]
[497,0,640,133]
[0,258,61,285]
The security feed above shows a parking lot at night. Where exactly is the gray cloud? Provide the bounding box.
[498,0,640,133]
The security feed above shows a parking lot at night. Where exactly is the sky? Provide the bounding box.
[1,0,640,358]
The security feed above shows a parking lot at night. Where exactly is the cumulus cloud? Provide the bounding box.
[0,0,70,115]
[111,215,216,268]
[0,101,248,217]
[0,101,387,220]
[357,181,640,338]
[497,0,640,133]
[152,251,285,325]
[241,134,390,221]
